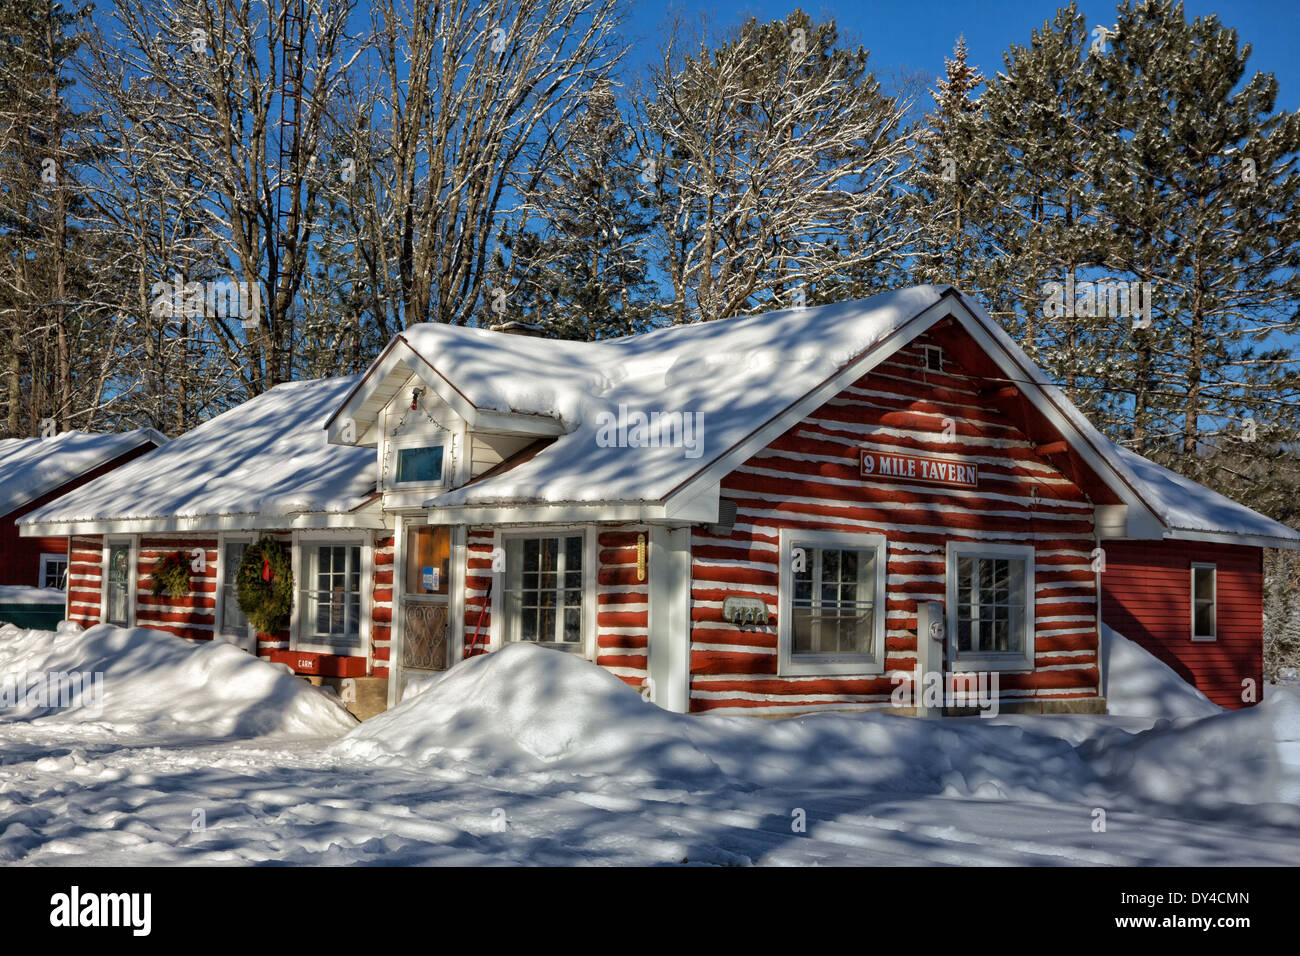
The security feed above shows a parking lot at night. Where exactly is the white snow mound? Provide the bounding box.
[1101,624,1221,719]
[0,623,356,738]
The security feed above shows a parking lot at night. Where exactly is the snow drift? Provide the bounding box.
[1100,624,1221,719]
[0,622,355,738]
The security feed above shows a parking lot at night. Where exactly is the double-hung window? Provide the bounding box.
[778,530,887,676]
[1191,563,1217,641]
[502,533,586,650]
[105,542,132,626]
[947,542,1035,670]
[300,543,363,650]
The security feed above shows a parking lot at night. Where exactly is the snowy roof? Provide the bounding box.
[0,428,164,518]
[408,285,947,508]
[390,284,1298,547]
[20,377,378,533]
[1106,442,1300,547]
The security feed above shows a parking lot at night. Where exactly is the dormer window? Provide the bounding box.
[395,444,445,485]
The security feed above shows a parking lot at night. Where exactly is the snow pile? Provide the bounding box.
[336,643,722,781]
[1088,687,1300,821]
[0,585,65,605]
[336,644,1099,801]
[1100,624,1220,719]
[0,622,355,738]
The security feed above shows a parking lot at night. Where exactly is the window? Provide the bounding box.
[778,530,886,675]
[1192,564,1216,641]
[39,553,68,590]
[405,525,450,596]
[300,543,363,648]
[220,540,250,638]
[394,445,444,485]
[947,543,1035,670]
[503,534,585,648]
[106,542,131,626]
[922,344,943,372]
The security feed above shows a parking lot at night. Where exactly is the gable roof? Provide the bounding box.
[356,284,1298,548]
[19,377,380,535]
[0,428,165,518]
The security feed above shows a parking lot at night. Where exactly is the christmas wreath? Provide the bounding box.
[151,550,192,598]
[236,537,294,635]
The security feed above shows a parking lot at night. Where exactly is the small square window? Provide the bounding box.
[395,445,444,485]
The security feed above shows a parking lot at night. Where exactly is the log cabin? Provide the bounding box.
[20,286,1300,717]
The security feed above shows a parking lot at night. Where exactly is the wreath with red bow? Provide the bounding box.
[235,537,294,635]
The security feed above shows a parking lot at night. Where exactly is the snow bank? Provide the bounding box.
[1101,624,1221,719]
[336,644,1100,801]
[0,586,65,605]
[1088,687,1300,821]
[0,622,355,738]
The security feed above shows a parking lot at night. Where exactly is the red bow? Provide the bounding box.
[262,556,272,582]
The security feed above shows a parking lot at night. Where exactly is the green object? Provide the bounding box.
[151,550,192,598]
[0,604,63,630]
[235,537,294,636]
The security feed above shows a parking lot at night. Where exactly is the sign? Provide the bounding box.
[859,450,978,488]
[422,566,439,592]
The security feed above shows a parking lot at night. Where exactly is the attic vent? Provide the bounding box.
[922,345,944,372]
[708,498,738,536]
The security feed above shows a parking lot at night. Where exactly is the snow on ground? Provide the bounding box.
[0,622,355,738]
[0,586,66,605]
[1100,624,1221,719]
[2,624,1299,866]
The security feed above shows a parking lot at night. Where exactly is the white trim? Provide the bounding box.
[777,528,887,677]
[647,525,691,712]
[428,499,718,526]
[450,524,467,662]
[1191,562,1217,642]
[946,541,1035,672]
[1164,527,1300,551]
[20,510,387,538]
[388,513,407,710]
[38,552,68,590]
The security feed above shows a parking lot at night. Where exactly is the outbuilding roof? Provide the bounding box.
[0,428,165,518]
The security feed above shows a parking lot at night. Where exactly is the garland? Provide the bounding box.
[236,537,294,635]
[151,550,192,598]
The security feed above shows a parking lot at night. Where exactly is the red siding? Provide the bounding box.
[463,527,495,657]
[1101,540,1261,709]
[596,526,649,687]
[0,444,155,588]
[67,534,104,628]
[689,330,1101,714]
[371,534,394,678]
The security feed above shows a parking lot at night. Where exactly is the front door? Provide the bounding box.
[398,524,452,698]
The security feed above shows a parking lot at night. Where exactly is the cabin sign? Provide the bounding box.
[859,450,979,488]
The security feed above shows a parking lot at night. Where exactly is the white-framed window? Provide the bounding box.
[394,444,445,485]
[921,344,944,372]
[218,537,252,642]
[1191,563,1217,641]
[298,541,364,651]
[777,529,887,676]
[500,531,591,652]
[39,552,68,590]
[946,542,1035,671]
[104,538,134,627]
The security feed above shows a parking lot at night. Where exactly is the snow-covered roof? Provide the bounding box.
[0,428,164,518]
[386,284,1298,548]
[409,285,947,509]
[20,377,378,533]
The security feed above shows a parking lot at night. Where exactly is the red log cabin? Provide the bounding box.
[20,287,1300,717]
[0,430,164,594]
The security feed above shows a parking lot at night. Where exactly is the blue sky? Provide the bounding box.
[619,0,1300,109]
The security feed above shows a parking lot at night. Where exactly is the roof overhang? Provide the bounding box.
[19,509,387,537]
[324,336,566,447]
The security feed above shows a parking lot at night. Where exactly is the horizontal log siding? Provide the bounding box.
[463,526,495,657]
[67,534,104,627]
[1101,540,1261,709]
[135,536,218,641]
[689,334,1100,714]
[372,533,394,677]
[596,526,649,687]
